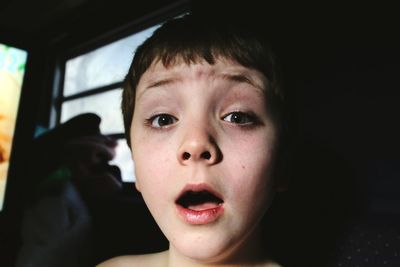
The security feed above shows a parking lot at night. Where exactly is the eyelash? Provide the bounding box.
[222,111,260,127]
[145,111,260,129]
[145,113,178,129]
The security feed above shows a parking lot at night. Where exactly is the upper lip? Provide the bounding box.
[175,183,224,204]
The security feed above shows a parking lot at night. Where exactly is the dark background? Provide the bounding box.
[0,0,399,266]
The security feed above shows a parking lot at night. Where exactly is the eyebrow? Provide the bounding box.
[220,73,265,93]
[138,72,265,100]
[137,77,181,100]
[145,78,180,89]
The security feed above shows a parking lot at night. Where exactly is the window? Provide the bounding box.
[58,25,161,182]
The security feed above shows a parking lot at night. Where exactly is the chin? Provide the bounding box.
[172,232,239,264]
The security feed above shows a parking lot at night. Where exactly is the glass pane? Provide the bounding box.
[63,25,160,96]
[60,89,123,134]
[110,139,136,182]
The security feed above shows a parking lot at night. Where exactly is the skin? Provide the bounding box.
[98,58,281,267]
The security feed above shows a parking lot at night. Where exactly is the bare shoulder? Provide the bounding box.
[96,251,168,267]
[258,260,283,267]
[264,261,283,267]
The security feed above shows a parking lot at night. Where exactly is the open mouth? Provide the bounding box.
[175,184,225,224]
[176,190,224,211]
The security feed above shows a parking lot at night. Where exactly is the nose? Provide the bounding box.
[177,126,221,165]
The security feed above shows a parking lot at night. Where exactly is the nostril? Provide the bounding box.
[201,151,211,160]
[182,152,191,160]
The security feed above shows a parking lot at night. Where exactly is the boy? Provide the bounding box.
[99,13,287,267]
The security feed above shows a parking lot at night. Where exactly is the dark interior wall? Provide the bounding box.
[293,46,400,214]
[274,6,400,217]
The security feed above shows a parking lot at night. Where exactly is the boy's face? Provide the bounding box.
[130,58,279,263]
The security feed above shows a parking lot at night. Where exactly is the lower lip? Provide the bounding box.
[176,204,224,225]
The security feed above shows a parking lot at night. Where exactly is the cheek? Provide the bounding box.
[133,147,174,215]
[134,145,172,182]
[130,111,178,196]
[224,131,276,206]
[230,130,275,172]
[132,133,173,190]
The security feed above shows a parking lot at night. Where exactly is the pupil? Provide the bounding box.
[158,115,171,126]
[232,113,243,123]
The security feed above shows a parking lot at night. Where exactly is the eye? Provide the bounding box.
[148,114,178,128]
[222,112,256,125]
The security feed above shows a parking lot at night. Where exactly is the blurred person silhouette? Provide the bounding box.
[15,113,123,267]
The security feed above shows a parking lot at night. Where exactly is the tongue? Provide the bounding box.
[187,202,220,211]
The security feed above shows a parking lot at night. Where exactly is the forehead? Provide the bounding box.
[136,58,269,95]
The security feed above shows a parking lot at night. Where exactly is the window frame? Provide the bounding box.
[50,2,190,183]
